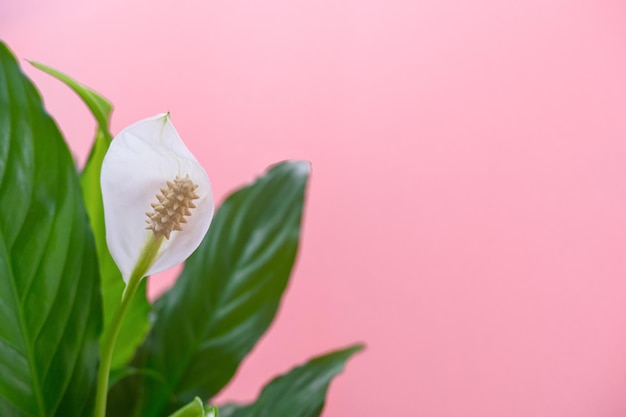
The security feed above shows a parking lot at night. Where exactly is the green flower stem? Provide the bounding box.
[94,236,163,417]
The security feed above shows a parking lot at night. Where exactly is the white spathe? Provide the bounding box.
[101,113,214,281]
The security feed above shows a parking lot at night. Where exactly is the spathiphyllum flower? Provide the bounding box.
[101,113,214,281]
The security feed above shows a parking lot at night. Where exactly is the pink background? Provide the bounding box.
[3,1,626,415]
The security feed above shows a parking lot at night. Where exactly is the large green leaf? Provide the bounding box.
[0,42,102,416]
[220,345,363,417]
[31,61,151,370]
[127,161,310,416]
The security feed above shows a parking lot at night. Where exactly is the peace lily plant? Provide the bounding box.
[0,41,362,417]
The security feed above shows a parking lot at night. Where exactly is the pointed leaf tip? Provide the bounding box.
[29,60,113,131]
[217,344,363,417]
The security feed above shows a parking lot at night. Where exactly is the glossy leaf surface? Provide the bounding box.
[0,42,102,416]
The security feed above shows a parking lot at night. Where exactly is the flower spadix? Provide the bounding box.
[101,113,213,282]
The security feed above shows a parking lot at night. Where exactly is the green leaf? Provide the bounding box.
[0,42,102,416]
[131,161,310,416]
[220,345,363,417]
[28,61,112,130]
[167,397,204,417]
[31,61,151,370]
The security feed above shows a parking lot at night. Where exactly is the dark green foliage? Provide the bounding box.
[0,42,102,417]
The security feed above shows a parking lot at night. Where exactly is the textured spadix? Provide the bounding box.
[101,113,213,281]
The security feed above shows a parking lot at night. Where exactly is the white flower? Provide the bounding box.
[101,113,214,282]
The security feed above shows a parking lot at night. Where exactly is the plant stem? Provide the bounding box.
[94,237,163,417]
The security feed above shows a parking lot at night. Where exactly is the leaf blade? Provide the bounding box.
[0,41,102,417]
